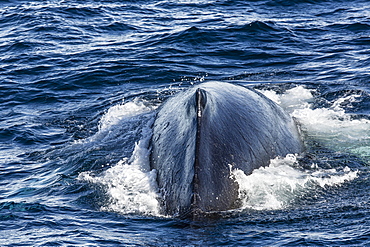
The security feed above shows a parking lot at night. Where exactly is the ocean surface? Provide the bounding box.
[1,0,370,246]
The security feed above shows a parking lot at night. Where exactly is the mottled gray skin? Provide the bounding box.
[150,82,303,218]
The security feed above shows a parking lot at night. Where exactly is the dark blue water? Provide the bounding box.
[1,0,370,246]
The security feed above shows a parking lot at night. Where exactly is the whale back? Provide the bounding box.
[150,82,303,217]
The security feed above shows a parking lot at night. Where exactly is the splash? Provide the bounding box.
[260,86,370,163]
[98,98,156,131]
[78,128,161,216]
[72,97,157,147]
[78,98,161,216]
[78,143,161,216]
[232,154,358,211]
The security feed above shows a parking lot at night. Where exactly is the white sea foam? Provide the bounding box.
[232,154,358,211]
[73,97,157,148]
[260,86,370,162]
[78,98,161,216]
[98,98,156,131]
[79,142,161,215]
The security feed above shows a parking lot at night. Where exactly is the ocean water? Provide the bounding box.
[1,0,370,246]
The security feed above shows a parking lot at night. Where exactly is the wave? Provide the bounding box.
[327,23,370,33]
[150,21,290,47]
[266,0,349,7]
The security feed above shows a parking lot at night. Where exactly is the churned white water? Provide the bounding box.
[260,86,370,162]
[232,154,358,211]
[98,98,155,131]
[79,137,161,216]
[78,98,161,216]
[79,86,366,215]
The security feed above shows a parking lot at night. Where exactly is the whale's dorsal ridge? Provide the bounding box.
[196,87,207,118]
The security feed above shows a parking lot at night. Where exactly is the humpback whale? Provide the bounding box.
[150,82,303,218]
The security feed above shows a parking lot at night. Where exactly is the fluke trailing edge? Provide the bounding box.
[150,82,303,218]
